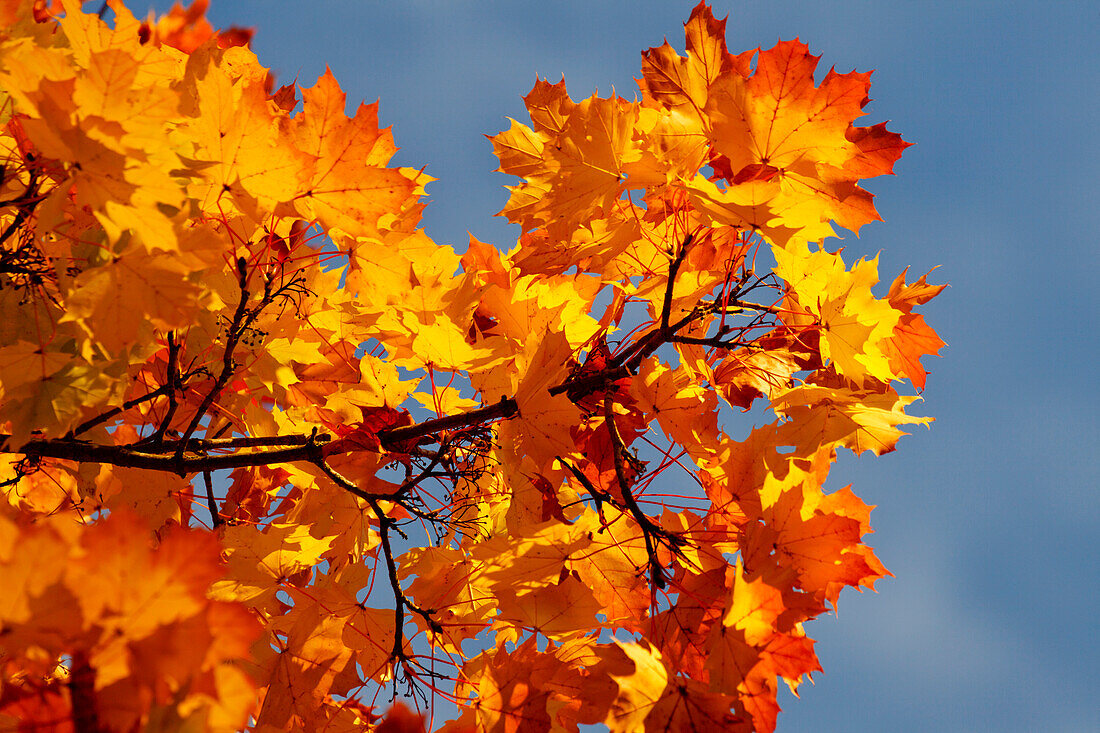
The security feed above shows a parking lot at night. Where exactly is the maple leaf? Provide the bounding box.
[0,455,80,514]
[377,702,428,733]
[639,3,753,126]
[139,0,254,53]
[713,344,804,410]
[604,641,670,732]
[722,561,784,646]
[881,267,948,389]
[73,513,222,642]
[703,38,909,242]
[210,521,335,611]
[742,477,888,607]
[630,356,722,459]
[0,510,260,731]
[493,91,645,239]
[775,245,901,386]
[500,331,583,474]
[881,311,947,390]
[567,507,654,626]
[324,404,413,455]
[397,545,497,654]
[455,638,601,732]
[494,574,602,639]
[772,383,932,456]
[289,69,420,239]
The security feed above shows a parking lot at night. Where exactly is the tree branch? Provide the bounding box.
[661,233,693,334]
[148,331,183,444]
[367,496,442,690]
[0,170,40,248]
[602,394,687,589]
[175,258,255,459]
[1,239,769,517]
[203,470,222,528]
[378,396,517,449]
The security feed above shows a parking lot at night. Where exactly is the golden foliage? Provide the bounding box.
[0,2,943,731]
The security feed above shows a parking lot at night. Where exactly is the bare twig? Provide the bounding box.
[366,496,442,690]
[602,394,687,589]
[149,332,183,444]
[0,170,39,247]
[67,383,175,439]
[660,233,693,333]
[203,470,222,528]
[175,258,254,459]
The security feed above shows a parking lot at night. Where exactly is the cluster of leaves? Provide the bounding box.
[0,1,945,731]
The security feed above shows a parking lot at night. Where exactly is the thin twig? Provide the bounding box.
[367,496,442,682]
[203,470,222,528]
[0,171,39,247]
[603,394,688,589]
[149,332,182,444]
[67,383,175,439]
[175,258,254,460]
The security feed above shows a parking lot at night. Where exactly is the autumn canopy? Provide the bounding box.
[0,1,944,731]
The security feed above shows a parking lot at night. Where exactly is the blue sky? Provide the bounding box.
[161,1,1098,729]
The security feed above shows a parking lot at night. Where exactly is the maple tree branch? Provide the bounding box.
[149,331,183,444]
[671,335,754,350]
[311,452,388,502]
[174,258,254,459]
[7,439,313,472]
[603,395,666,589]
[549,272,715,401]
[172,263,308,459]
[559,457,612,522]
[141,434,324,451]
[4,405,505,491]
[67,383,177,439]
[367,496,442,690]
[701,298,786,317]
[1,280,772,489]
[389,441,451,513]
[549,234,701,399]
[1,263,774,501]
[0,170,39,248]
[203,470,222,528]
[661,233,693,334]
[548,365,632,400]
[2,431,406,504]
[378,396,518,449]
[67,651,102,733]
[602,394,687,590]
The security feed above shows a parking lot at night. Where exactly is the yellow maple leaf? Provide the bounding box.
[288,69,420,239]
[494,92,645,238]
[722,561,783,646]
[605,641,669,733]
[501,331,582,475]
[209,522,334,611]
[63,249,212,354]
[775,245,901,385]
[495,574,602,640]
[630,356,721,460]
[397,545,497,655]
[772,383,932,456]
[71,513,223,641]
[185,45,308,214]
